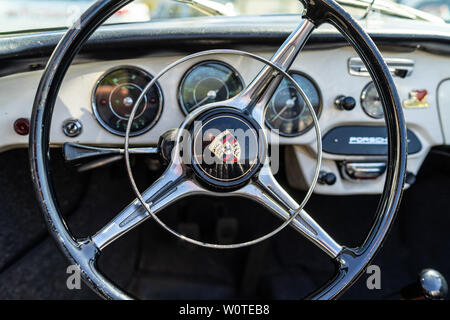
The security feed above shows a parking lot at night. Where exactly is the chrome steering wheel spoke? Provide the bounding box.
[232,19,316,125]
[237,163,342,259]
[91,162,202,251]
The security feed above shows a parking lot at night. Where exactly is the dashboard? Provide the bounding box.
[0,16,449,196]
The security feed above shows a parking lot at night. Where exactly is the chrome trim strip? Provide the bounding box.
[349,57,414,78]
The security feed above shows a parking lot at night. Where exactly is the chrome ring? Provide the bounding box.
[124,49,322,249]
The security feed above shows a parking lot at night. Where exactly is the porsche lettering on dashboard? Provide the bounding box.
[348,136,388,145]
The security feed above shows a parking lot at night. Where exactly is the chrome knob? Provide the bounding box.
[62,119,83,137]
[123,96,134,107]
[419,269,448,300]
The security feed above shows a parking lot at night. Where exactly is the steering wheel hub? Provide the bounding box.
[190,108,263,189]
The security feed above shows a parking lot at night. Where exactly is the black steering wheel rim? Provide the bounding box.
[29,0,407,300]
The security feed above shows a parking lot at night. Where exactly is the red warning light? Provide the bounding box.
[14,118,30,136]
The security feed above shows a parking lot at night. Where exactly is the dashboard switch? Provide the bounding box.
[335,95,356,111]
[318,171,337,185]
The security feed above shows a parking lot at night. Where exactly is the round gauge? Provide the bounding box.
[92,66,163,136]
[361,81,384,119]
[265,72,321,136]
[178,61,244,114]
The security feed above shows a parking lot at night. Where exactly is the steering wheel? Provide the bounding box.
[29,0,407,299]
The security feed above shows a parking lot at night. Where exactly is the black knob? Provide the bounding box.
[318,171,336,185]
[335,95,356,111]
[405,171,416,185]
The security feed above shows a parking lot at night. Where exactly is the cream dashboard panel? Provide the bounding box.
[0,53,260,149]
[284,48,448,194]
[0,47,448,196]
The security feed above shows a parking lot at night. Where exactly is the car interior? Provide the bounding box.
[0,0,449,300]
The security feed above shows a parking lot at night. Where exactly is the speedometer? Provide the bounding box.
[265,72,321,136]
[92,66,163,136]
[178,61,244,114]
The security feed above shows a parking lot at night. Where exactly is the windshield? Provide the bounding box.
[0,0,448,34]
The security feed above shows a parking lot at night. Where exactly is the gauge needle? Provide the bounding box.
[272,96,297,121]
[192,89,219,109]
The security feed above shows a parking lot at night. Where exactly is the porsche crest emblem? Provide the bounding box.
[208,129,241,163]
[402,89,429,109]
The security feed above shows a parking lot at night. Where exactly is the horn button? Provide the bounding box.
[190,108,264,189]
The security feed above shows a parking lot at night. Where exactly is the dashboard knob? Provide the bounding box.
[335,95,356,111]
[318,171,337,185]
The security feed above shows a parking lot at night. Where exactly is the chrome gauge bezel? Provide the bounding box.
[177,60,245,115]
[264,71,322,137]
[91,65,164,137]
[361,81,384,119]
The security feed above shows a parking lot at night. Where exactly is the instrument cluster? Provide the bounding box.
[91,62,323,137]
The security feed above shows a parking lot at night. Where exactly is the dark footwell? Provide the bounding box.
[0,147,448,299]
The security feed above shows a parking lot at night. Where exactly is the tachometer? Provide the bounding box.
[265,72,321,136]
[178,61,244,114]
[92,66,163,136]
